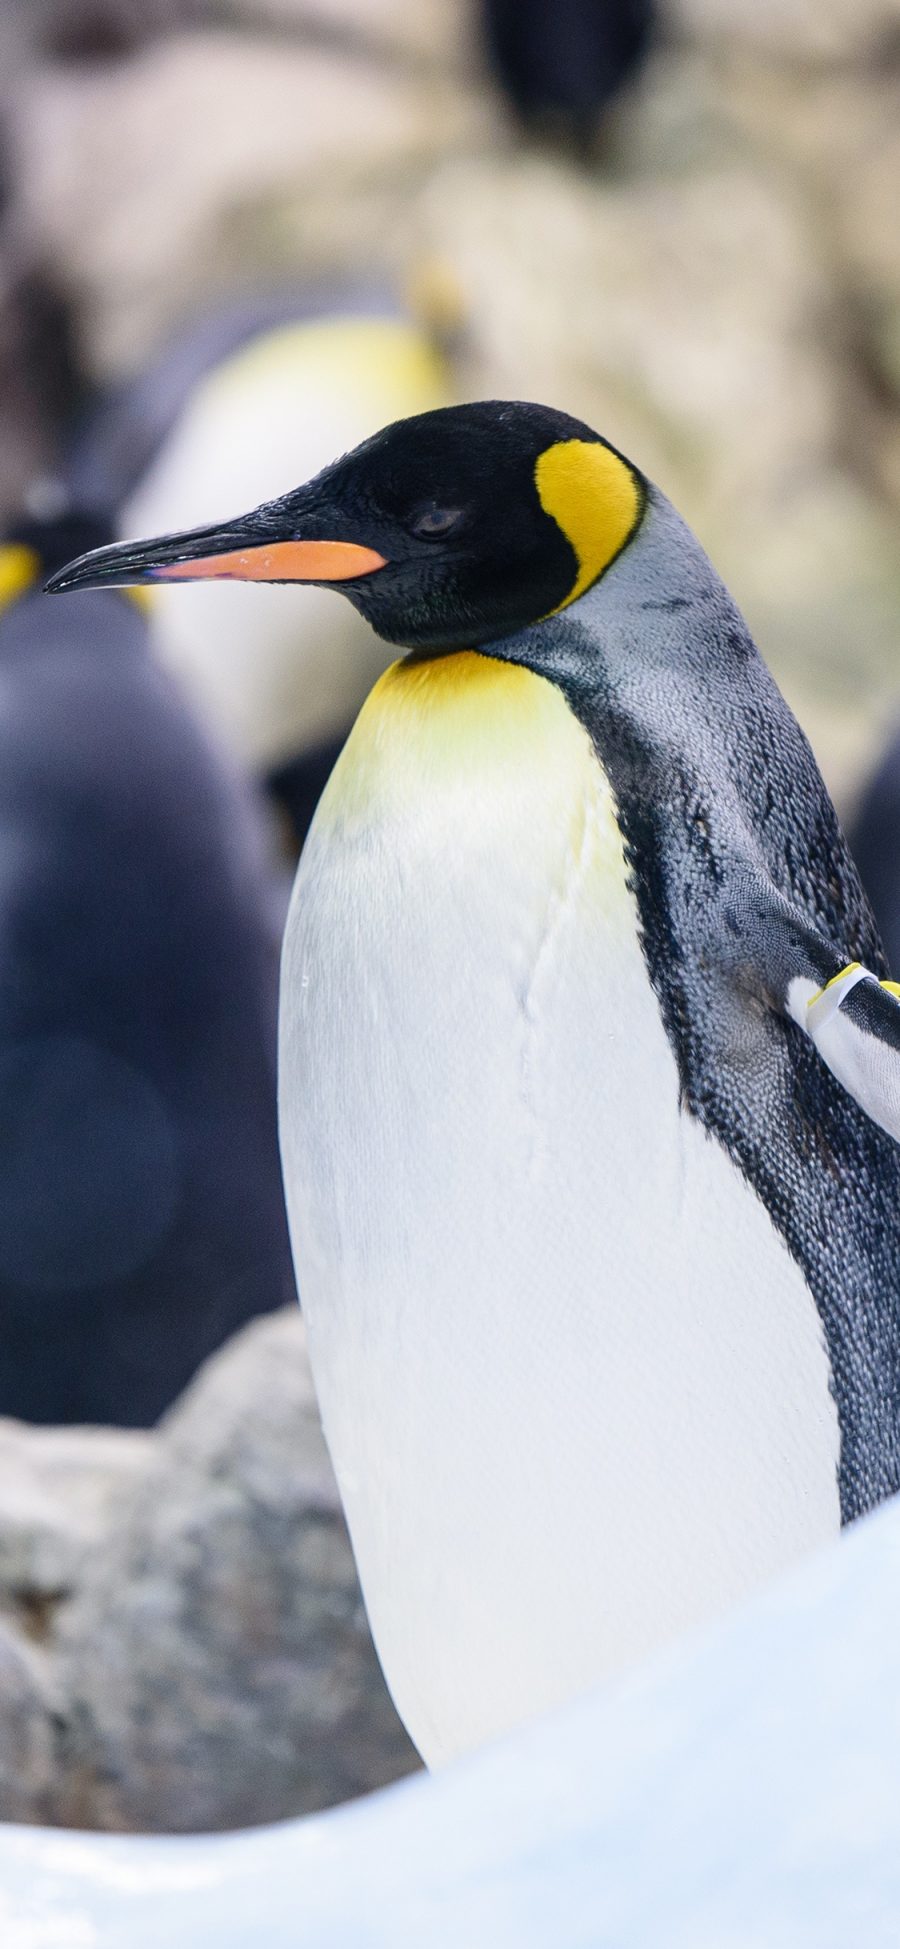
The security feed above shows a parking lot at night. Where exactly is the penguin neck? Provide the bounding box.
[480,485,800,887]
[311,647,598,844]
[478,480,874,983]
[475,488,900,1529]
[487,486,747,704]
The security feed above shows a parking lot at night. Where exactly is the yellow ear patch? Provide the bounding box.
[0,543,40,616]
[535,439,642,615]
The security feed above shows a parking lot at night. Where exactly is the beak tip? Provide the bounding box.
[43,557,96,596]
[43,557,110,596]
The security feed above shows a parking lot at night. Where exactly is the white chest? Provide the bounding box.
[279,653,840,1765]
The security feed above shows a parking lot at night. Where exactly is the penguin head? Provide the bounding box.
[45,402,646,654]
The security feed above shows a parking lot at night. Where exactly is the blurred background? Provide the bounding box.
[4,0,900,795]
[1,0,900,1841]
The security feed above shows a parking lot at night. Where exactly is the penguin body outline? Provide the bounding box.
[48,401,900,1754]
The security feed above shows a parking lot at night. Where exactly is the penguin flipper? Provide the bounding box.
[786,962,900,1148]
[724,876,900,1147]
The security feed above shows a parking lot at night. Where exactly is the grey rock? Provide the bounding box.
[0,1420,150,1627]
[0,1310,419,1832]
[0,1623,58,1826]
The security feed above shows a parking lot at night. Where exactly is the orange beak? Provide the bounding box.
[155,539,387,584]
[43,509,389,597]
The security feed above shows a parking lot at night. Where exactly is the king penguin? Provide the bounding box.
[49,401,900,1763]
[1,509,296,1425]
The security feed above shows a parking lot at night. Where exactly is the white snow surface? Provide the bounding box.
[2,1491,900,1945]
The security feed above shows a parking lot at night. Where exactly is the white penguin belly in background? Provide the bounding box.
[124,317,450,773]
[279,651,841,1768]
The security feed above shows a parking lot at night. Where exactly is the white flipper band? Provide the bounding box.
[806,963,879,1035]
[797,962,900,1147]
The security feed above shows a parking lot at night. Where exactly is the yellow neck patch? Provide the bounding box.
[311,649,626,903]
[534,439,642,616]
[0,543,40,616]
[315,650,593,833]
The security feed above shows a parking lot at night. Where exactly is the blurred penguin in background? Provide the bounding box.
[0,510,295,1426]
[68,291,453,848]
[0,110,87,527]
[849,732,900,978]
[481,0,656,150]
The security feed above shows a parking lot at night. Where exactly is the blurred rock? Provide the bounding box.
[668,0,900,63]
[830,102,900,398]
[3,0,900,808]
[7,0,199,64]
[13,29,488,377]
[0,1310,419,1832]
[405,143,900,784]
[409,149,835,516]
[3,0,474,77]
[224,0,475,72]
[0,1422,149,1620]
[0,1625,58,1826]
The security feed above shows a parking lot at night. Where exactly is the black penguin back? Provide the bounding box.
[847,726,900,979]
[0,572,295,1424]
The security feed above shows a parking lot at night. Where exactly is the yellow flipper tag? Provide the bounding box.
[802,960,900,1146]
[535,440,642,616]
[807,962,879,1034]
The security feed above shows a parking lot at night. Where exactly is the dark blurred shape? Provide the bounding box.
[849,729,900,978]
[482,0,655,147]
[3,506,116,582]
[0,93,88,526]
[9,0,200,65]
[0,511,296,1426]
[0,253,87,527]
[40,4,143,63]
[267,731,350,855]
[0,117,10,220]
[7,267,85,443]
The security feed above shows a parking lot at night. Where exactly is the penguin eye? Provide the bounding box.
[409,504,463,540]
